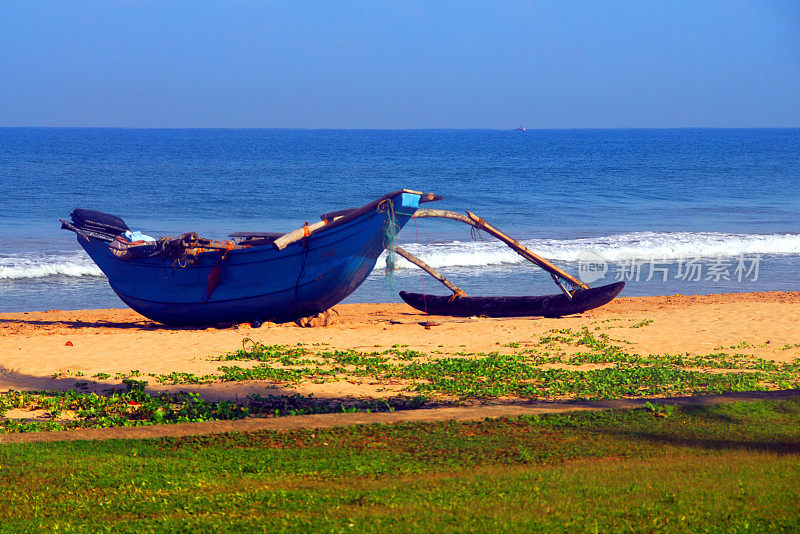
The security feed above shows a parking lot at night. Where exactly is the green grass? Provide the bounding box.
[0,399,798,532]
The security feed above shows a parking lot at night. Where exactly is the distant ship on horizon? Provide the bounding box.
[514,126,526,131]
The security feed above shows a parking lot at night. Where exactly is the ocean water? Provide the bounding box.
[1,128,799,312]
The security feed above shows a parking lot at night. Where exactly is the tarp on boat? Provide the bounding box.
[69,209,129,240]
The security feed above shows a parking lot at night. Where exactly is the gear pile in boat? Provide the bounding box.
[60,209,259,263]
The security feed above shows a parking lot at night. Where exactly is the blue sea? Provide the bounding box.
[1,128,799,313]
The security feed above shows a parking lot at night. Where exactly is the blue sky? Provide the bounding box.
[2,1,799,128]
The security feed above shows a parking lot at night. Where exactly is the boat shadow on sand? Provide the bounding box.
[0,317,258,332]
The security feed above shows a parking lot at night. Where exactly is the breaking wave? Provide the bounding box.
[389,231,800,270]
[3,231,799,281]
[0,253,103,280]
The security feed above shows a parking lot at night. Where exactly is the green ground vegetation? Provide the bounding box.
[0,399,798,532]
[4,328,800,433]
[0,380,427,433]
[161,329,800,398]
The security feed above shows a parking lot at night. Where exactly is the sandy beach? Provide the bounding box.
[2,292,799,403]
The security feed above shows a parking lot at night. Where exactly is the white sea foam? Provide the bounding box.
[388,231,800,270]
[0,254,104,280]
[3,231,799,281]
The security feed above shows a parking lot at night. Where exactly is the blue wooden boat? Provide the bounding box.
[61,190,424,326]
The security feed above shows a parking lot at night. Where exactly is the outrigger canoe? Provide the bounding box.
[393,208,625,318]
[399,282,625,318]
[61,190,426,326]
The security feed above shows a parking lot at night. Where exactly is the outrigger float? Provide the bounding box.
[61,190,622,327]
[396,208,624,317]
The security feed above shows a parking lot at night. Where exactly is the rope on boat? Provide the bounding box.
[382,199,400,293]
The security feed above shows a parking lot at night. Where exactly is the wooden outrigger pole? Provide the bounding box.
[397,206,625,318]
[410,208,589,298]
[392,245,466,297]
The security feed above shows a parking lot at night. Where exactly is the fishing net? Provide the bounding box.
[381,199,400,293]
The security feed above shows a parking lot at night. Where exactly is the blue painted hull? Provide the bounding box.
[76,192,420,326]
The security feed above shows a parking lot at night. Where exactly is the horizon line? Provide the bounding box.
[1,125,799,131]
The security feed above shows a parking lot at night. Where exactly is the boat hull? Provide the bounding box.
[77,192,420,326]
[399,281,625,318]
